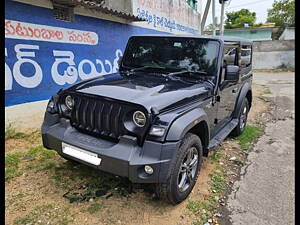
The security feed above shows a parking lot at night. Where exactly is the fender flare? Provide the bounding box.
[233,82,252,118]
[165,108,210,142]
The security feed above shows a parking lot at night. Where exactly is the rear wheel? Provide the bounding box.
[156,133,203,204]
[231,98,249,137]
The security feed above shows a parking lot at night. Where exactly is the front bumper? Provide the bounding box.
[41,112,180,183]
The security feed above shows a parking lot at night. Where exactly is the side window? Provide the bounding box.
[240,45,252,68]
[223,47,238,67]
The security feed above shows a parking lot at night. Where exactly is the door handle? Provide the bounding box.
[232,88,238,93]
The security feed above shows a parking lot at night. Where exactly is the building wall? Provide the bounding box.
[279,27,295,41]
[252,40,295,69]
[224,29,273,41]
[131,0,201,34]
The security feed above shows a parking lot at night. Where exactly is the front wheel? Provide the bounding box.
[156,133,203,204]
[231,98,249,137]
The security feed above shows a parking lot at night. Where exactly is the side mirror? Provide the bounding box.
[117,56,123,68]
[225,65,239,82]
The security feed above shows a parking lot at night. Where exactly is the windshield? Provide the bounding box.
[122,37,220,76]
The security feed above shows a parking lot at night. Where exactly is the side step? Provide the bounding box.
[208,119,239,150]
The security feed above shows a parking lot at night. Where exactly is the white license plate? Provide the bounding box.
[62,143,101,166]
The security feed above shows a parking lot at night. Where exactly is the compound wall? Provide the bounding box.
[252,40,295,70]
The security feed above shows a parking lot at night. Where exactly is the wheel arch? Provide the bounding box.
[246,89,252,109]
[165,108,210,156]
[188,121,210,157]
[233,82,252,118]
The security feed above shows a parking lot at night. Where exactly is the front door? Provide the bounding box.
[214,45,240,133]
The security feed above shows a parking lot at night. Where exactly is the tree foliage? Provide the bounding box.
[267,0,295,27]
[225,9,256,29]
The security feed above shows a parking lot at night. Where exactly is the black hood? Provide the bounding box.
[66,72,213,113]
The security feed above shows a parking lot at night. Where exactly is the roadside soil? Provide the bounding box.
[5,83,270,225]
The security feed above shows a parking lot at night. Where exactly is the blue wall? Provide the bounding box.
[5,0,168,106]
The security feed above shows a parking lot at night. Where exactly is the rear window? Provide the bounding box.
[240,45,252,67]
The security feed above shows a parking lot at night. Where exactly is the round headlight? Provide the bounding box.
[133,111,146,127]
[65,95,73,110]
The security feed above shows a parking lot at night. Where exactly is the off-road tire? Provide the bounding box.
[155,133,203,204]
[231,98,249,137]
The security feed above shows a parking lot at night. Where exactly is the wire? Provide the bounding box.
[227,0,271,9]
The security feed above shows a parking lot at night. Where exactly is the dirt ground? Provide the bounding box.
[5,83,270,225]
[226,72,295,225]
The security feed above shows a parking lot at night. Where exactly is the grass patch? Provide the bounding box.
[27,161,57,171]
[187,200,215,223]
[5,167,22,181]
[5,153,22,167]
[261,88,271,95]
[22,145,58,172]
[233,157,244,166]
[5,125,31,140]
[86,202,104,214]
[5,153,23,181]
[5,145,58,181]
[209,171,226,193]
[27,145,56,160]
[236,125,263,150]
[187,200,215,214]
[13,204,74,225]
[209,151,224,163]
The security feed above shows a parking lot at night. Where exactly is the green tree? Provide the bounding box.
[204,23,220,32]
[225,9,256,29]
[267,0,295,27]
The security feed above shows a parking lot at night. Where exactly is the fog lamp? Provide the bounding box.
[144,165,153,175]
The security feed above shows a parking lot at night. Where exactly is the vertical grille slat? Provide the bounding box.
[75,97,82,125]
[82,99,89,128]
[99,102,105,134]
[107,104,114,136]
[114,106,122,136]
[90,101,97,131]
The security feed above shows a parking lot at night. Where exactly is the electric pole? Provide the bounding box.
[212,0,216,35]
[219,0,228,35]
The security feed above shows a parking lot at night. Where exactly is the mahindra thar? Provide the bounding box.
[42,35,253,204]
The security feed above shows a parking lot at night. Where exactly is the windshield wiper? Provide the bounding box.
[122,65,167,73]
[168,70,207,77]
[121,65,170,77]
[131,65,166,72]
[168,70,215,87]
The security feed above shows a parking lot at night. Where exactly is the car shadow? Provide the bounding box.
[51,159,159,203]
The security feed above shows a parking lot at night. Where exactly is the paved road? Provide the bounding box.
[226,72,295,225]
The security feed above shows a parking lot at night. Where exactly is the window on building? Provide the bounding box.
[187,0,197,10]
[53,3,74,22]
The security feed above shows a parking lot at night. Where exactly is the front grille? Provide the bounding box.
[70,94,130,140]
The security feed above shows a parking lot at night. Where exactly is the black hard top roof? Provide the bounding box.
[130,34,252,46]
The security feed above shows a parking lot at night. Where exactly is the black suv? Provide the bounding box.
[42,35,253,204]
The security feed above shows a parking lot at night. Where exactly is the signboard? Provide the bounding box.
[5,19,99,45]
[132,0,201,34]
